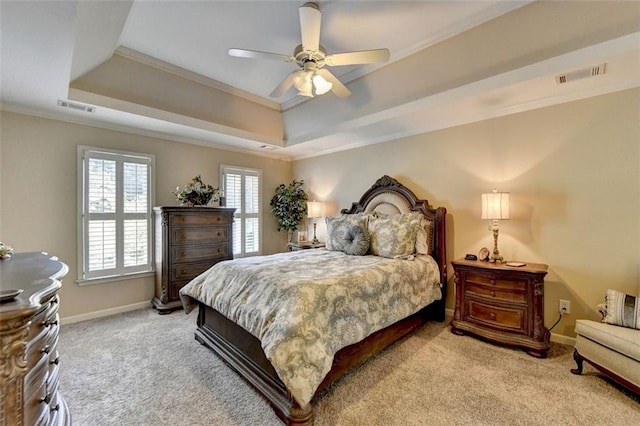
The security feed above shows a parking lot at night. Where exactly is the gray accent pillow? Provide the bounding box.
[325,215,368,251]
[342,225,370,256]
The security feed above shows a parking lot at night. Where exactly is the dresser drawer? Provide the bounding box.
[170,211,231,226]
[172,242,229,264]
[24,377,49,426]
[465,299,527,334]
[171,226,229,245]
[465,273,526,291]
[171,261,215,281]
[465,282,526,303]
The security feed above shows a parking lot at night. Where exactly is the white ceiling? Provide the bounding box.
[1,1,639,160]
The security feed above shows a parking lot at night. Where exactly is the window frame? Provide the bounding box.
[76,145,156,285]
[220,164,263,258]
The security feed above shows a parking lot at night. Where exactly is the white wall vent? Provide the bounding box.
[555,63,606,85]
[57,100,96,113]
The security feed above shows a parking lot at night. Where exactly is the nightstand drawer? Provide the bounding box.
[171,226,229,245]
[170,212,231,226]
[465,282,526,303]
[465,273,526,291]
[466,300,526,333]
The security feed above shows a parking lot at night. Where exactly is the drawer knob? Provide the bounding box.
[50,357,60,365]
[217,248,221,253]
[489,312,496,320]
[51,404,60,412]
[41,345,51,354]
[181,270,187,275]
[40,394,52,405]
[217,232,222,237]
[491,291,496,297]
[490,279,496,285]
[42,319,58,327]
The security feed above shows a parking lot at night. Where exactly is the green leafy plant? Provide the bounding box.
[269,180,309,233]
[173,175,220,206]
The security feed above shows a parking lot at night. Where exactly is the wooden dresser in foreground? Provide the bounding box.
[450,259,550,358]
[0,252,70,426]
[153,206,235,314]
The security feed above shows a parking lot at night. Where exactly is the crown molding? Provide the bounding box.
[0,102,291,161]
[114,46,282,112]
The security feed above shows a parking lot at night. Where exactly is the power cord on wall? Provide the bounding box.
[548,306,567,331]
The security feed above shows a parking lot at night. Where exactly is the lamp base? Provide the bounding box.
[489,255,505,263]
[312,221,318,244]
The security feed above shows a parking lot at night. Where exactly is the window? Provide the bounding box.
[77,146,155,284]
[221,165,262,257]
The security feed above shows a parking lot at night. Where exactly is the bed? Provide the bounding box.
[179,175,447,425]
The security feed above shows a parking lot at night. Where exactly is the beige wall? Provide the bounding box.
[0,112,292,318]
[292,88,640,337]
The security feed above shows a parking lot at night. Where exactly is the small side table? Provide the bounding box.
[450,259,550,358]
[287,242,325,251]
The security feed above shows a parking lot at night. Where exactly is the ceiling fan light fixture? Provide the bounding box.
[312,74,332,95]
[293,70,314,97]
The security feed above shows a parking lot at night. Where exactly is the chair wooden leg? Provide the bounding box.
[570,348,584,375]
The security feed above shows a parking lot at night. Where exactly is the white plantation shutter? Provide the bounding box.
[79,147,154,282]
[221,165,262,257]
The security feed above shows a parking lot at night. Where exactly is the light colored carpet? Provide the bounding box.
[59,308,639,425]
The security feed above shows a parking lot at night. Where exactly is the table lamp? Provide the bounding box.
[481,189,510,263]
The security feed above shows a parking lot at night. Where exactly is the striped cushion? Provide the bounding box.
[603,289,640,330]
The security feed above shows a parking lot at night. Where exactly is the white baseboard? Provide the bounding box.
[60,301,151,325]
[550,332,576,346]
[444,308,576,345]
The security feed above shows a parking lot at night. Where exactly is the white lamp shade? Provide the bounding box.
[312,74,333,95]
[481,192,510,220]
[307,201,323,218]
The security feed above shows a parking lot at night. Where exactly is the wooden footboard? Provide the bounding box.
[195,298,444,425]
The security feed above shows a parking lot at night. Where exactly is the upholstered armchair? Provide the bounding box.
[571,290,639,394]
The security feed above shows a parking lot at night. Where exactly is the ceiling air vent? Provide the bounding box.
[57,100,96,113]
[555,63,606,85]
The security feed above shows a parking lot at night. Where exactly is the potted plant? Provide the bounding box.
[269,179,309,242]
[173,175,220,206]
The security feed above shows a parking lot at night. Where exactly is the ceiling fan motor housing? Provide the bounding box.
[294,44,327,68]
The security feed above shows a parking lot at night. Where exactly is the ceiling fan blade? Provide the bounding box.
[269,72,296,98]
[324,49,390,66]
[299,2,321,52]
[317,69,351,98]
[228,48,293,62]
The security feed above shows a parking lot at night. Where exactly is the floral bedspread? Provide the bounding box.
[179,249,442,407]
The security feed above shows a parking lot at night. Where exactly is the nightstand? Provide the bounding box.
[287,242,325,251]
[450,259,550,358]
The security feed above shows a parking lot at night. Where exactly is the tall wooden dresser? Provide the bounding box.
[152,206,235,314]
[0,252,71,426]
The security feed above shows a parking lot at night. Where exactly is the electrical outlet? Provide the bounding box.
[559,299,571,314]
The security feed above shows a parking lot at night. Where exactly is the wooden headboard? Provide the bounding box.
[341,175,447,288]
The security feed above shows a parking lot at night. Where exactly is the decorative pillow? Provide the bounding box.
[368,212,422,259]
[342,225,370,256]
[325,215,368,252]
[415,218,432,255]
[602,289,640,330]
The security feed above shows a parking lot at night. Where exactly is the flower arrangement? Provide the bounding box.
[173,175,220,206]
[0,242,14,259]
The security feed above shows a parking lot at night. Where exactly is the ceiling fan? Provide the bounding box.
[228,2,390,99]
